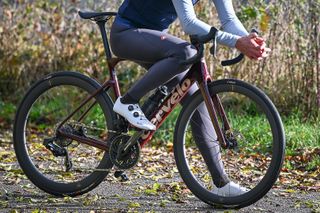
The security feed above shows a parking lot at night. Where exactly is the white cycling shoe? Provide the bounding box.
[212,181,248,197]
[113,97,156,131]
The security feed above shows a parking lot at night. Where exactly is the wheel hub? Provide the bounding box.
[224,129,241,149]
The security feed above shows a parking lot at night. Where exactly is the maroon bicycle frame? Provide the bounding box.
[57,15,231,151]
[138,58,230,148]
[58,57,230,150]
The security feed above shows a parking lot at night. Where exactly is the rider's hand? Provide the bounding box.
[235,33,271,60]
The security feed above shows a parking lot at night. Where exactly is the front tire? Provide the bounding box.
[174,79,285,208]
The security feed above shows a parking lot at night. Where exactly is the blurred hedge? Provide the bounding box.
[0,0,319,117]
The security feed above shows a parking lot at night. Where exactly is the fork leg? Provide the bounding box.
[198,81,228,148]
[212,94,232,132]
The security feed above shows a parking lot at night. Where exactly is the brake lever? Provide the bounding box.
[251,28,260,35]
[209,36,217,58]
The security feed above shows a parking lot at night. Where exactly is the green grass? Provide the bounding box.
[152,107,319,155]
[284,115,319,155]
[0,99,16,123]
[1,99,318,157]
[306,155,320,171]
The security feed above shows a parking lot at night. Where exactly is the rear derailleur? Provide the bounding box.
[43,123,86,172]
[44,123,131,181]
[43,137,73,172]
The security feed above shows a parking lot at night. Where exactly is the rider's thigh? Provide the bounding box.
[110,23,197,64]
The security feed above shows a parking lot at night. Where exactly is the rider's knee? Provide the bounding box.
[174,43,197,62]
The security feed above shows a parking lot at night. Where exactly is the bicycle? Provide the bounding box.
[13,11,285,208]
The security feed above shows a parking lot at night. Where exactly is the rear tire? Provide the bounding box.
[13,71,116,196]
[174,79,285,208]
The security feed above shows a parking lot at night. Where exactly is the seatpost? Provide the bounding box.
[96,21,112,60]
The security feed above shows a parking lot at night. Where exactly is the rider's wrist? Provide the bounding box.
[235,37,243,51]
[232,35,241,49]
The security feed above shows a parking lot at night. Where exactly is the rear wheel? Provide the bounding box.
[13,72,116,196]
[174,79,285,208]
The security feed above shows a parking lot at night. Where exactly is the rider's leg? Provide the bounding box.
[111,23,244,192]
[165,74,248,195]
[111,22,228,187]
[110,22,197,130]
[110,22,197,103]
[164,73,230,187]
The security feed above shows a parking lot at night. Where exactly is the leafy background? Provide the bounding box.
[0,0,319,117]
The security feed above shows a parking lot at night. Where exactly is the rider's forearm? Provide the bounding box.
[172,0,243,47]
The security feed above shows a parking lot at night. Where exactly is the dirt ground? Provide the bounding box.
[0,168,319,212]
[0,129,319,213]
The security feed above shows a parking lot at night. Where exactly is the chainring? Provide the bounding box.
[109,135,141,170]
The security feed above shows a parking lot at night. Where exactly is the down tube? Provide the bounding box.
[139,78,196,147]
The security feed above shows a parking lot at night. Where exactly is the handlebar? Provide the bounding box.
[192,27,219,44]
[179,27,260,67]
[221,54,244,66]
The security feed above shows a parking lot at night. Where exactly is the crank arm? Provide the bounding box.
[120,131,144,156]
[43,137,67,157]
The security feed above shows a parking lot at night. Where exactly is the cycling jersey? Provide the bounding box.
[118,0,199,31]
[115,0,248,48]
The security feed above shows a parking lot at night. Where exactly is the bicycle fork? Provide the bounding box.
[197,82,226,148]
[196,62,231,149]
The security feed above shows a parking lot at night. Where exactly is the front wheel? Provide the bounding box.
[13,71,116,196]
[174,79,285,208]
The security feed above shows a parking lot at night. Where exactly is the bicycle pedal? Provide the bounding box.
[114,171,129,182]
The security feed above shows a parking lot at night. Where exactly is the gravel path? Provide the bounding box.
[0,129,319,212]
[0,169,319,213]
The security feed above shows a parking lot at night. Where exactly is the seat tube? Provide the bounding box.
[97,21,112,60]
[97,21,121,98]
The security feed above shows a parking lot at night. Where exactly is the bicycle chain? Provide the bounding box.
[52,121,133,172]
[56,120,131,137]
[52,120,168,173]
[65,120,169,136]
